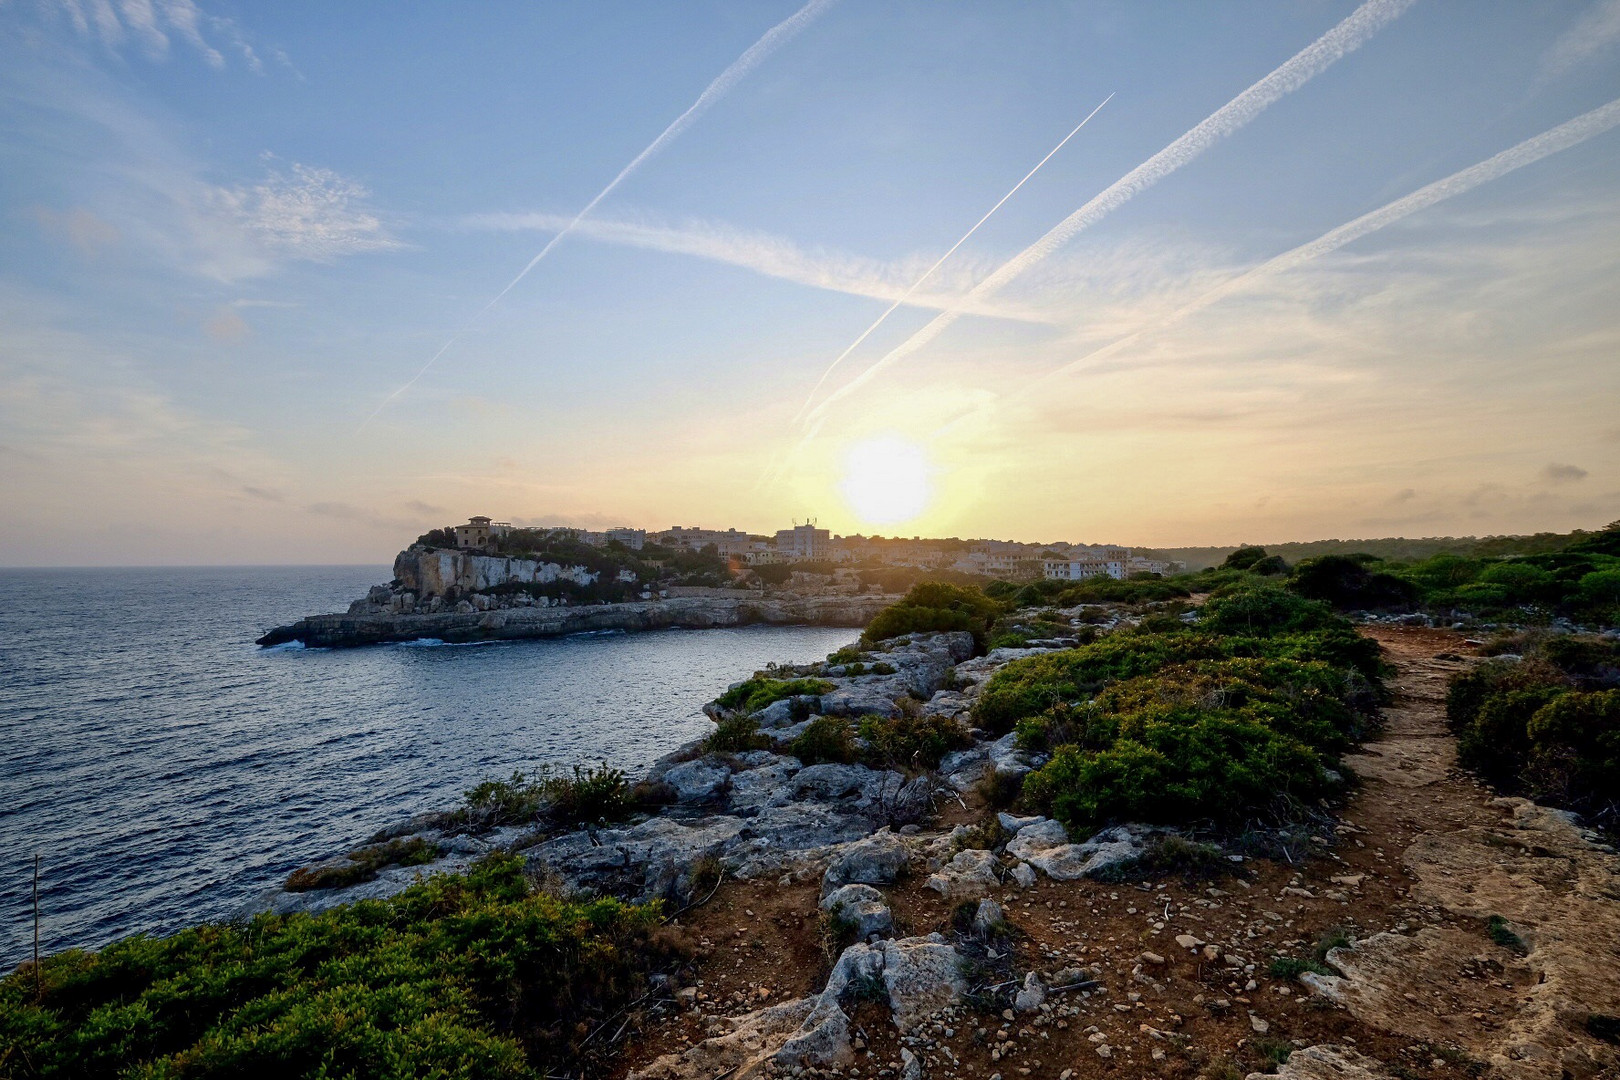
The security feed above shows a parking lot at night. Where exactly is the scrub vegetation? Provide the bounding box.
[983,585,1384,837]
[1446,635,1620,827]
[0,854,685,1079]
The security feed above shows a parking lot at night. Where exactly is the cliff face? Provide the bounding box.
[257,594,894,648]
[392,549,604,598]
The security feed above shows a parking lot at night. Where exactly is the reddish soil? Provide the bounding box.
[607,626,1528,1080]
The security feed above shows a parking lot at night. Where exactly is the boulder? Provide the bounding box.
[971,898,1005,935]
[1014,971,1046,1013]
[630,997,826,1080]
[1010,862,1037,888]
[1005,819,1153,881]
[661,758,731,803]
[877,935,968,1032]
[987,732,1035,779]
[822,831,912,895]
[924,847,999,898]
[819,883,893,940]
[1245,1045,1402,1080]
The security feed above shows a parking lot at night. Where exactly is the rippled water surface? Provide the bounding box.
[0,566,858,969]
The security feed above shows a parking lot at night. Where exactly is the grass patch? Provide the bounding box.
[1269,955,1333,980]
[1486,915,1529,956]
[713,676,834,715]
[1252,1037,1294,1069]
[285,836,441,892]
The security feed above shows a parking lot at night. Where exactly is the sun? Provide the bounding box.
[838,435,933,526]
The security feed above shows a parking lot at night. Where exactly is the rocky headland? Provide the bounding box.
[257,547,896,647]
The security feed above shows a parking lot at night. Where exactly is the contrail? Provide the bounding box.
[996,95,1620,402]
[367,0,837,424]
[801,0,1416,425]
[790,92,1115,426]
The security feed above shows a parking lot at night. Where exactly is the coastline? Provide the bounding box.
[256,592,897,648]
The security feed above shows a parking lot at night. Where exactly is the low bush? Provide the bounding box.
[1197,585,1337,636]
[1021,710,1337,835]
[1447,638,1620,824]
[789,715,857,765]
[858,713,971,771]
[862,582,1004,650]
[462,770,547,829]
[973,627,1382,734]
[0,854,686,1079]
[543,763,633,826]
[704,714,769,753]
[713,676,834,715]
[285,836,440,892]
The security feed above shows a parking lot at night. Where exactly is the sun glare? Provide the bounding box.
[838,435,933,526]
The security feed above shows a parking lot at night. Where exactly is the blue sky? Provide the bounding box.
[2,0,1618,564]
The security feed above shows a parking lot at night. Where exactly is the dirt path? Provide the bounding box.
[609,628,1620,1080]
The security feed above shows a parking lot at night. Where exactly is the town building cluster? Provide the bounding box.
[450,516,1179,580]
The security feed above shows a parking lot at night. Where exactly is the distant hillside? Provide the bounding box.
[1141,528,1611,571]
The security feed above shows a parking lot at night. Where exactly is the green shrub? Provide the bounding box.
[286,837,440,892]
[1198,585,1337,636]
[1459,687,1567,785]
[1021,711,1335,835]
[862,582,1004,649]
[543,763,633,826]
[705,714,769,753]
[713,676,834,715]
[789,716,857,765]
[1269,955,1332,980]
[858,713,970,770]
[463,770,546,829]
[1524,690,1620,813]
[1290,555,1419,611]
[972,626,1382,734]
[0,854,684,1079]
[1486,915,1528,956]
[1579,569,1620,607]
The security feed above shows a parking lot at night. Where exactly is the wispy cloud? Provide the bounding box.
[803,0,1416,424]
[792,93,1113,426]
[33,0,262,70]
[371,0,839,420]
[1015,96,1620,395]
[1542,462,1589,484]
[462,210,1049,323]
[1541,0,1620,80]
[212,161,401,262]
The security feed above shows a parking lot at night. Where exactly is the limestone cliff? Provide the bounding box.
[257,593,895,648]
[392,548,605,598]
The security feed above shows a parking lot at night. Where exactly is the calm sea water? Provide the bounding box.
[0,566,857,970]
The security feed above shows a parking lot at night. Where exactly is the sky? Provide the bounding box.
[2,1,1618,566]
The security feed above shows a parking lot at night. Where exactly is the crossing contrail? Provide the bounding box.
[800,0,1416,426]
[1004,95,1620,399]
[366,0,837,424]
[790,92,1115,426]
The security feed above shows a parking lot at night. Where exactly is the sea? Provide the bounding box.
[0,566,859,971]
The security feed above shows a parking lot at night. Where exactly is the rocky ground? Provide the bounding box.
[597,626,1620,1080]
[252,618,1620,1080]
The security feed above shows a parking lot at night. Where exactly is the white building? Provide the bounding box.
[603,527,646,550]
[774,523,831,561]
[1043,557,1126,581]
